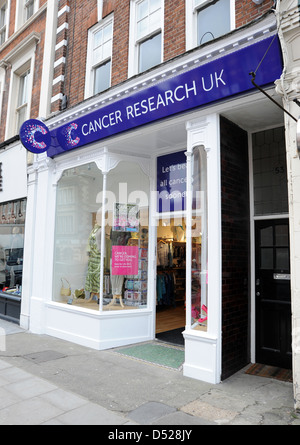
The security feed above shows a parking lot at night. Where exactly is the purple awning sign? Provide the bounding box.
[20,36,283,157]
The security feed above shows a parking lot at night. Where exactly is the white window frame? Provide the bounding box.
[186,0,235,51]
[4,33,38,138]
[15,0,39,30]
[0,0,10,46]
[128,0,164,78]
[15,67,30,131]
[85,14,113,99]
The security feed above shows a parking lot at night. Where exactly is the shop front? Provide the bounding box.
[0,140,27,323]
[20,16,285,383]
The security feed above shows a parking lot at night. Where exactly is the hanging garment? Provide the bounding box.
[85,225,101,293]
[157,242,169,267]
[156,273,175,306]
[111,275,124,295]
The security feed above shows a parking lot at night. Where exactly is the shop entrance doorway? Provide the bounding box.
[155,217,186,346]
[255,219,292,369]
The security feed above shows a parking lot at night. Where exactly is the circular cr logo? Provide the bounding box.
[57,122,81,151]
[20,119,51,154]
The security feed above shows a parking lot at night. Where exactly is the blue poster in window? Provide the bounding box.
[157,151,187,213]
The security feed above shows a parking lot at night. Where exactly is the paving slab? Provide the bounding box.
[0,319,299,425]
[128,402,177,424]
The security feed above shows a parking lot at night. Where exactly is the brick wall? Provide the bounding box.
[0,5,47,142]
[221,116,250,380]
[164,0,186,62]
[235,0,274,28]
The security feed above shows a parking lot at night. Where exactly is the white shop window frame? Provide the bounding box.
[183,114,222,384]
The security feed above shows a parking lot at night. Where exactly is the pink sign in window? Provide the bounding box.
[111,246,139,276]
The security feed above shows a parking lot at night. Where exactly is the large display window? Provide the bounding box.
[103,161,149,310]
[0,199,26,296]
[190,146,208,332]
[53,163,103,307]
[53,160,149,311]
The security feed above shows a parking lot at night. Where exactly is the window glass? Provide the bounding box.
[0,200,26,297]
[93,22,113,65]
[137,0,161,40]
[252,127,288,216]
[104,161,150,310]
[53,163,103,309]
[16,70,30,131]
[89,19,113,96]
[261,248,273,270]
[0,2,7,45]
[275,225,289,246]
[276,247,289,271]
[191,146,208,331]
[94,60,111,94]
[139,32,161,73]
[53,161,150,312]
[25,0,34,20]
[197,0,231,45]
[135,0,162,73]
[260,226,273,247]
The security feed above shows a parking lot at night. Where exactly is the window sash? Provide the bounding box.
[197,0,231,45]
[0,2,7,44]
[94,59,111,95]
[92,22,113,67]
[18,70,30,107]
[138,32,161,73]
[16,70,30,130]
[136,0,162,41]
[25,0,34,21]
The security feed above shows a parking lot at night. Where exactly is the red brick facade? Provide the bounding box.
[51,0,274,113]
[236,0,274,28]
[0,2,47,142]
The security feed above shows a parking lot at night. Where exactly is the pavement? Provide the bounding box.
[0,318,299,426]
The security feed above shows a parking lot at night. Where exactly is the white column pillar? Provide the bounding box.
[183,114,222,384]
[19,166,38,330]
[29,156,54,334]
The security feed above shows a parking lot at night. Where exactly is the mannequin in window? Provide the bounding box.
[107,230,131,308]
[85,223,102,302]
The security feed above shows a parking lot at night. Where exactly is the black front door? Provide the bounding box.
[255,219,292,369]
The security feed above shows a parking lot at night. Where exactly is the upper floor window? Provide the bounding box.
[16,69,30,131]
[25,0,34,21]
[0,1,8,45]
[186,0,234,50]
[15,0,38,29]
[129,0,163,76]
[196,0,231,45]
[3,32,38,138]
[85,16,113,98]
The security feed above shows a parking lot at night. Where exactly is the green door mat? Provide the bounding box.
[116,343,185,370]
